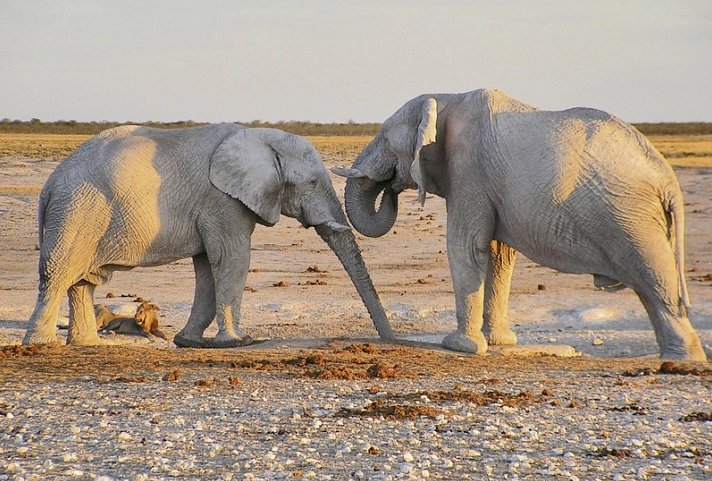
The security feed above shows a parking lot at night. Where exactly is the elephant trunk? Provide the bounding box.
[344,177,398,238]
[315,224,395,340]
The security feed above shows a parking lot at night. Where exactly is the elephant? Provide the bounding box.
[333,88,706,361]
[23,123,394,347]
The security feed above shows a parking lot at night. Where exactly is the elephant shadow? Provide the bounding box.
[0,319,30,330]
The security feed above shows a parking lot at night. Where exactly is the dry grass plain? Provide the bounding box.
[2,132,712,167]
[0,130,711,479]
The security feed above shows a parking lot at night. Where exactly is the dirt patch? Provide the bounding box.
[334,397,442,420]
[658,361,712,376]
[0,345,44,358]
[0,342,673,384]
[228,344,401,380]
[397,387,552,408]
[679,411,712,422]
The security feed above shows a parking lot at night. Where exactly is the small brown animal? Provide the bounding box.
[99,302,168,340]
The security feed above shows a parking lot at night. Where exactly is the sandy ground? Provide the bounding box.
[0,148,711,480]
[0,152,710,357]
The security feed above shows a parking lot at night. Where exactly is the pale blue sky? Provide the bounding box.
[1,1,710,123]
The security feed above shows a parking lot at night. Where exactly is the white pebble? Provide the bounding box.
[62,453,78,463]
[118,432,132,442]
[403,452,414,463]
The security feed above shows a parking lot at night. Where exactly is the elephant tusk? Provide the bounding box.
[323,221,351,232]
[331,166,366,178]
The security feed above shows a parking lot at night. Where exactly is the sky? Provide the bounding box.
[1,1,711,123]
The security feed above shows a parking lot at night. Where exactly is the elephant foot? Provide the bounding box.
[210,330,253,348]
[22,330,62,346]
[659,342,708,362]
[173,332,209,348]
[484,327,518,346]
[442,331,488,355]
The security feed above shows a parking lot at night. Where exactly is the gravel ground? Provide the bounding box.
[0,344,710,481]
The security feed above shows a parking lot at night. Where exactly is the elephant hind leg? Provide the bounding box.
[483,240,518,346]
[23,289,65,346]
[628,241,706,361]
[636,290,705,361]
[66,281,103,346]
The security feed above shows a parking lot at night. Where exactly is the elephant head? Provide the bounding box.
[332,96,438,237]
[209,128,395,340]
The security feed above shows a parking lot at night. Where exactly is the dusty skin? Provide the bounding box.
[0,135,711,479]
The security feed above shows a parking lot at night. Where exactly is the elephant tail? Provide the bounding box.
[37,187,51,247]
[669,195,691,309]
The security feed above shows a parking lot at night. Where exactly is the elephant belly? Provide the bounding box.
[95,217,204,269]
[137,229,204,267]
[495,210,608,276]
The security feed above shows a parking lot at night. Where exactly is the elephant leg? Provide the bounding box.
[208,240,253,348]
[482,240,518,346]
[629,241,706,361]
[174,254,217,348]
[23,286,65,346]
[442,234,489,355]
[66,281,103,345]
[637,291,706,361]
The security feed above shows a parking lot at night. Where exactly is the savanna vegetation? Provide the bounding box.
[0,120,711,168]
[2,118,711,136]
[0,119,381,136]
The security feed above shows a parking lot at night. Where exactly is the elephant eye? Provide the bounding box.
[309,178,318,187]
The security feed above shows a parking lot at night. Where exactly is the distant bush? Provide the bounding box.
[2,118,710,136]
[0,119,382,136]
[632,123,712,136]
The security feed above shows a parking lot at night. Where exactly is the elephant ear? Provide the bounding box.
[209,130,283,226]
[410,98,437,206]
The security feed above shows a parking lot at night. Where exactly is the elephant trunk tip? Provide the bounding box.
[315,226,395,341]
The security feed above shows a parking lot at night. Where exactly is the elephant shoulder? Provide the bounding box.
[477,89,538,115]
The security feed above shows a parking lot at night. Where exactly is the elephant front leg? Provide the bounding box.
[442,236,489,355]
[482,240,518,346]
[209,248,253,348]
[174,254,218,348]
[67,281,103,346]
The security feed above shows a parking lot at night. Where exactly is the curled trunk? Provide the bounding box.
[315,225,395,340]
[344,177,398,238]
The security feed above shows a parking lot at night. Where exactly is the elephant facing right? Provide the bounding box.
[334,88,707,361]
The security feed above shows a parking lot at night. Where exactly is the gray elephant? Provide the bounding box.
[24,123,394,347]
[333,88,706,361]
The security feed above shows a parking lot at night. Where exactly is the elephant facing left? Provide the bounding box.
[23,123,394,347]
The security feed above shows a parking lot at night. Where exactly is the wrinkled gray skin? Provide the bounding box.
[24,124,394,347]
[334,89,706,361]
